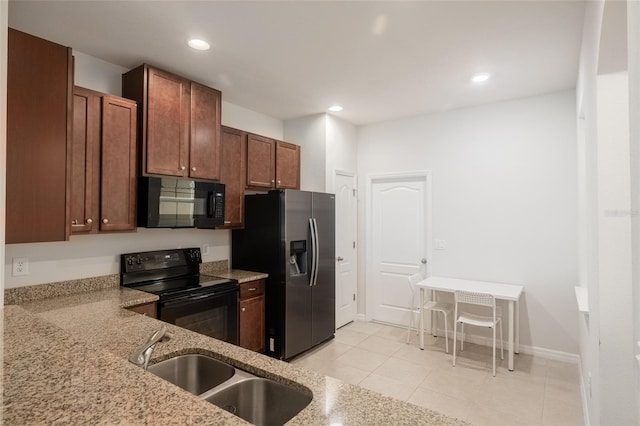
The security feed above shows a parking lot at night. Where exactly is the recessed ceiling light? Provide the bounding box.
[187,39,210,51]
[328,105,343,112]
[471,73,490,83]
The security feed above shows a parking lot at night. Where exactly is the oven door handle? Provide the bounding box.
[161,291,234,307]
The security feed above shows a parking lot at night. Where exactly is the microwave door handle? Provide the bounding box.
[207,192,214,218]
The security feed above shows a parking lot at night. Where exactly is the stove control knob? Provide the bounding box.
[127,257,134,265]
[136,257,142,265]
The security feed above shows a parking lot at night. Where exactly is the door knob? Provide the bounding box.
[103,218,109,224]
[86,218,93,224]
[421,258,427,264]
[337,256,344,262]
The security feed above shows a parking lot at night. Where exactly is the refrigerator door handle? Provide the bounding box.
[309,218,317,287]
[312,218,320,286]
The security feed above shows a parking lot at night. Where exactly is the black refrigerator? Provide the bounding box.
[232,190,335,360]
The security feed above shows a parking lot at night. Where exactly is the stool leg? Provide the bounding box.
[452,321,457,366]
[443,312,449,353]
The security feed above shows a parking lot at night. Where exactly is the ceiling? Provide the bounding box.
[8,0,586,126]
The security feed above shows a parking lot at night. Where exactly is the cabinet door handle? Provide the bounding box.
[191,166,196,172]
[180,166,186,170]
[271,179,275,183]
[277,180,281,185]
[241,307,246,312]
[102,218,109,224]
[71,219,78,225]
[248,287,257,292]
[86,218,93,224]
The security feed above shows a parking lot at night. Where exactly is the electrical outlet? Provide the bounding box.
[12,257,29,276]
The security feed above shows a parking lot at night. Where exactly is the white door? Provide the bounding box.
[369,174,431,326]
[335,171,358,328]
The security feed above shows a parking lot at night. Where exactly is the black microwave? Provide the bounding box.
[138,177,225,229]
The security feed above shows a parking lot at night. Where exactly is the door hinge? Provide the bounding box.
[353,241,356,249]
[352,188,357,197]
[353,294,356,301]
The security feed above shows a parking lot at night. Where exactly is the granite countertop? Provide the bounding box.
[3,287,466,425]
[211,269,269,284]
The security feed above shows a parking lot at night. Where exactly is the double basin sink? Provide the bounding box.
[147,354,312,426]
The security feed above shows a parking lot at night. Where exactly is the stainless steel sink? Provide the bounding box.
[204,378,312,426]
[147,353,312,425]
[147,354,235,395]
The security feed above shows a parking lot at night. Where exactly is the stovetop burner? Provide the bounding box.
[130,274,235,298]
[120,248,238,300]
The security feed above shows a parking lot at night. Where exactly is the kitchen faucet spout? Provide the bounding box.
[129,326,168,370]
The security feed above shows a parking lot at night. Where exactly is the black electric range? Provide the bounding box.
[120,247,239,344]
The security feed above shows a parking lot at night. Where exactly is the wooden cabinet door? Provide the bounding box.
[100,96,137,231]
[219,127,246,228]
[6,28,72,243]
[190,82,221,180]
[275,141,301,189]
[70,87,100,233]
[240,295,265,353]
[246,134,276,189]
[126,302,157,318]
[146,67,189,177]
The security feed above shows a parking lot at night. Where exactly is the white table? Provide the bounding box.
[416,276,524,371]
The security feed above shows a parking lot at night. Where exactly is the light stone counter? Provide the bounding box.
[210,269,269,284]
[3,287,467,425]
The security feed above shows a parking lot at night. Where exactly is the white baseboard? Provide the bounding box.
[578,357,591,426]
[374,320,580,364]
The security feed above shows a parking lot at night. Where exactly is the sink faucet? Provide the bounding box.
[129,325,168,370]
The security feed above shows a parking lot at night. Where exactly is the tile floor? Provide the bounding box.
[290,321,584,426]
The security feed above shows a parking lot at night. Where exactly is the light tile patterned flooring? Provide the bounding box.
[290,321,584,426]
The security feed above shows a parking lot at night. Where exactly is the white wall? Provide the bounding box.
[357,91,579,355]
[73,51,127,95]
[326,115,358,191]
[5,229,229,288]
[3,51,283,289]
[576,2,603,422]
[576,1,640,424]
[596,70,635,426]
[222,101,283,140]
[284,113,327,192]
[283,113,358,193]
[627,0,640,420]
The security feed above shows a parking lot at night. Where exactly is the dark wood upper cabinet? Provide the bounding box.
[6,28,72,244]
[70,87,137,234]
[70,87,100,233]
[275,141,301,190]
[145,67,189,176]
[246,134,276,189]
[219,127,247,228]
[190,82,222,181]
[100,96,137,231]
[122,64,221,181]
[246,133,300,191]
